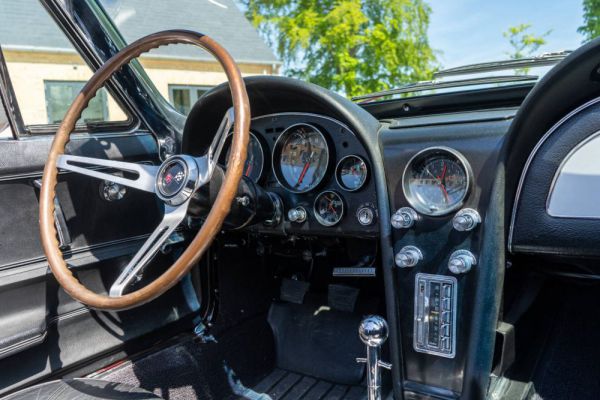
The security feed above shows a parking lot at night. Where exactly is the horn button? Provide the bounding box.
[156,156,199,206]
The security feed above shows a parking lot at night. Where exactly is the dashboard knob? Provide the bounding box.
[391,207,419,229]
[452,208,481,232]
[395,246,423,268]
[357,206,376,226]
[287,206,307,223]
[100,180,126,202]
[448,250,477,274]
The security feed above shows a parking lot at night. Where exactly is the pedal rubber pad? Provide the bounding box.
[328,284,360,312]
[280,278,310,304]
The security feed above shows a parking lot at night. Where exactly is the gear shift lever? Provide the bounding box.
[357,315,392,400]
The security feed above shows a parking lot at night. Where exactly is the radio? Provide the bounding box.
[413,273,457,358]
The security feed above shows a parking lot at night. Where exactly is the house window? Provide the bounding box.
[44,81,109,124]
[168,85,212,115]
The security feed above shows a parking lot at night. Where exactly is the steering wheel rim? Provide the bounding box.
[39,30,250,311]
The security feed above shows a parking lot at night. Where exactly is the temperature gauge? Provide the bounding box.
[314,191,344,226]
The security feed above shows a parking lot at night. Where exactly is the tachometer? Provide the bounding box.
[403,148,471,216]
[273,123,329,193]
[314,191,344,226]
[224,132,264,183]
[336,155,368,191]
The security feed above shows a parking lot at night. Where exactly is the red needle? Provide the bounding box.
[245,163,253,177]
[297,162,310,186]
[438,162,449,203]
[440,162,447,182]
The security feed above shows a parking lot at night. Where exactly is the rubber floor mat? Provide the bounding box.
[229,368,367,400]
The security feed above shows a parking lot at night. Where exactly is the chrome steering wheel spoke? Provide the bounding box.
[109,202,189,297]
[57,155,159,193]
[195,107,234,186]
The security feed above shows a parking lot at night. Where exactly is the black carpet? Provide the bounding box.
[268,302,365,385]
[507,281,600,400]
[96,316,275,400]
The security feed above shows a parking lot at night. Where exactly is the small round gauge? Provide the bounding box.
[314,190,344,226]
[273,123,329,193]
[403,148,471,216]
[336,155,368,191]
[224,132,264,183]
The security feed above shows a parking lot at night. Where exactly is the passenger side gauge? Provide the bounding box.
[336,155,368,191]
[273,123,329,193]
[314,191,344,226]
[224,132,264,183]
[403,147,471,216]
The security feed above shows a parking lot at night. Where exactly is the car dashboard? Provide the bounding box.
[222,112,379,237]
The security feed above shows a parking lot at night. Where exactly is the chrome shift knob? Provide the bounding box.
[359,315,389,347]
[357,315,391,400]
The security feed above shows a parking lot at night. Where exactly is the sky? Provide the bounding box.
[427,0,585,68]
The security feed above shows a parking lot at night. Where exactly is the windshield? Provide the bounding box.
[96,0,588,105]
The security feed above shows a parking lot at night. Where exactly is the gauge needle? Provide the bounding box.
[438,163,449,203]
[296,151,314,186]
[328,201,337,215]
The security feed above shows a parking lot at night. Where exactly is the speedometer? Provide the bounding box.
[403,147,471,216]
[273,123,329,193]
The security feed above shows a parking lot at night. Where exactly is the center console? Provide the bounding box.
[380,108,514,397]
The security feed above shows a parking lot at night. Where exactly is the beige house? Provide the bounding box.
[0,0,280,126]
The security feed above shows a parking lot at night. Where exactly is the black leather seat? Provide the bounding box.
[2,379,162,400]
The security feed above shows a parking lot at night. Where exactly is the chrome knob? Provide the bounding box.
[395,246,423,268]
[358,315,391,400]
[448,250,477,274]
[287,206,307,223]
[100,180,126,202]
[359,315,389,347]
[391,207,419,229]
[357,206,375,226]
[452,208,481,232]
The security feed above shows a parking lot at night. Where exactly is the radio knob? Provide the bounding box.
[395,246,423,268]
[287,206,307,223]
[448,250,477,274]
[391,207,419,229]
[452,208,481,232]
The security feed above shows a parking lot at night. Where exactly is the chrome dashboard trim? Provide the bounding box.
[508,96,600,252]
[546,129,600,218]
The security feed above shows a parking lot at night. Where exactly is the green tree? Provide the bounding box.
[240,0,437,97]
[578,0,600,42]
[503,24,550,60]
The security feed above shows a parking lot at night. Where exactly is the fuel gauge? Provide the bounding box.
[314,191,344,226]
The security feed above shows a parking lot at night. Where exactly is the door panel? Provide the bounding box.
[0,132,199,395]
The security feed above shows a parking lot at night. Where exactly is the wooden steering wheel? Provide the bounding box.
[39,30,250,310]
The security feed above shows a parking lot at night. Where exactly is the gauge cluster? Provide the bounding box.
[221,113,378,237]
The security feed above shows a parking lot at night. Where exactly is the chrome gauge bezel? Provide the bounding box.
[272,123,330,194]
[223,131,265,183]
[402,147,473,217]
[335,155,369,192]
[313,190,345,226]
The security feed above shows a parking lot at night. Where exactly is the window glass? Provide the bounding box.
[169,85,212,115]
[0,0,129,127]
[45,81,108,124]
